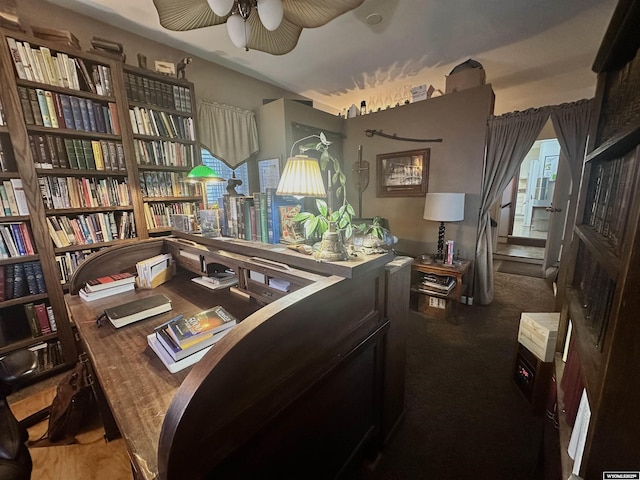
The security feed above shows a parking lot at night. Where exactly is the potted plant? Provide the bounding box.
[292,133,356,241]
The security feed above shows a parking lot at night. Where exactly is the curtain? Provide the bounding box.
[474,108,550,305]
[549,99,593,301]
[197,99,259,167]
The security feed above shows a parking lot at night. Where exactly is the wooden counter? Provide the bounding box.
[67,237,408,480]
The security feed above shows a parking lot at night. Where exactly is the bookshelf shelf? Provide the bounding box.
[0,331,58,357]
[0,254,40,265]
[36,167,128,177]
[53,237,138,254]
[0,293,49,309]
[137,165,192,172]
[26,125,121,140]
[45,205,133,214]
[573,224,621,277]
[132,133,195,144]
[143,196,200,202]
[585,122,640,164]
[127,101,193,117]
[0,215,30,221]
[15,78,116,103]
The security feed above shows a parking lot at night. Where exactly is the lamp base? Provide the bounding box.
[436,221,446,261]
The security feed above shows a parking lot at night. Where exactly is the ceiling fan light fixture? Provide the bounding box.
[227,13,251,49]
[207,0,234,16]
[257,0,284,31]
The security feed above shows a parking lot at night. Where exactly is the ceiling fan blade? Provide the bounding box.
[282,0,365,29]
[153,0,228,31]
[247,10,302,55]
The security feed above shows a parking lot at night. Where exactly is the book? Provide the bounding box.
[190,275,238,290]
[85,272,136,292]
[34,302,52,335]
[24,302,42,337]
[147,332,213,374]
[166,305,237,348]
[155,318,233,361]
[104,293,172,328]
[13,262,25,298]
[79,282,135,302]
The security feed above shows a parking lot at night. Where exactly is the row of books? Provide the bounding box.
[133,139,197,168]
[0,261,47,302]
[583,152,635,255]
[139,171,201,199]
[18,86,120,134]
[129,106,195,141]
[46,211,136,248]
[24,301,58,338]
[573,245,615,349]
[30,134,125,171]
[7,37,113,96]
[216,189,304,245]
[0,222,35,258]
[144,202,199,230]
[0,99,5,125]
[0,136,16,173]
[55,249,95,286]
[29,340,64,373]
[148,305,237,372]
[0,179,29,217]
[39,175,131,210]
[124,72,192,113]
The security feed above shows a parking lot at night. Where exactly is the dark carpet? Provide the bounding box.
[497,260,544,278]
[358,268,556,480]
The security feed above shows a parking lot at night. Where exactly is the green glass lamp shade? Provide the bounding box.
[187,165,226,182]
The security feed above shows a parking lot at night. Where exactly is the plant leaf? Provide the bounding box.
[293,212,314,222]
[305,216,319,237]
[315,198,328,216]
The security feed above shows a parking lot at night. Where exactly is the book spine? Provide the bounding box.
[34,302,52,335]
[24,302,42,337]
[13,262,26,298]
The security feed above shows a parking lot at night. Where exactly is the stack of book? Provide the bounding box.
[79,272,136,302]
[147,305,237,373]
[190,271,237,290]
[417,273,456,296]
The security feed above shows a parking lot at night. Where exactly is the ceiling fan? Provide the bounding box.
[152,0,365,55]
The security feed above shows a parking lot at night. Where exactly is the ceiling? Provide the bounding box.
[45,0,618,115]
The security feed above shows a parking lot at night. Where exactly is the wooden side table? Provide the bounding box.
[411,258,472,318]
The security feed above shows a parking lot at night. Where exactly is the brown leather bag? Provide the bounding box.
[31,355,94,445]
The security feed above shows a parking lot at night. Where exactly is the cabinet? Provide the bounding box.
[411,258,471,318]
[557,0,640,476]
[123,65,202,236]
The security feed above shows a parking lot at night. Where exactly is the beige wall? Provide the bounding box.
[343,85,495,260]
[16,0,303,112]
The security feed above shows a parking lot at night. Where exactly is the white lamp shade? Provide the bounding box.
[423,193,465,222]
[276,156,327,197]
[257,0,284,31]
[227,13,252,48]
[207,0,234,16]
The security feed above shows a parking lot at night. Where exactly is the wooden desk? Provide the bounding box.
[67,236,408,480]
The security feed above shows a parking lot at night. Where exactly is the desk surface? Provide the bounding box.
[68,271,261,479]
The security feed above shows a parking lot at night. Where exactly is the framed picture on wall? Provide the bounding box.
[376,149,429,197]
[258,157,281,192]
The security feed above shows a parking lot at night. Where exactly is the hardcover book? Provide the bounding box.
[104,293,172,328]
[85,272,136,292]
[166,305,237,348]
[80,282,135,302]
[155,321,232,361]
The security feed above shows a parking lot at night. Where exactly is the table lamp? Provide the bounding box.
[187,165,226,235]
[275,155,326,198]
[423,192,465,261]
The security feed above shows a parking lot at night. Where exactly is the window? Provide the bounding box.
[201,149,249,205]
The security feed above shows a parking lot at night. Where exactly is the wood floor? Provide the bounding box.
[8,382,132,480]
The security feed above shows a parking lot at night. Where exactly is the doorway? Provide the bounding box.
[494,133,568,271]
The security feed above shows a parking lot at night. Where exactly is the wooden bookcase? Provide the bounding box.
[122,65,202,237]
[556,0,640,475]
[0,27,203,384]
